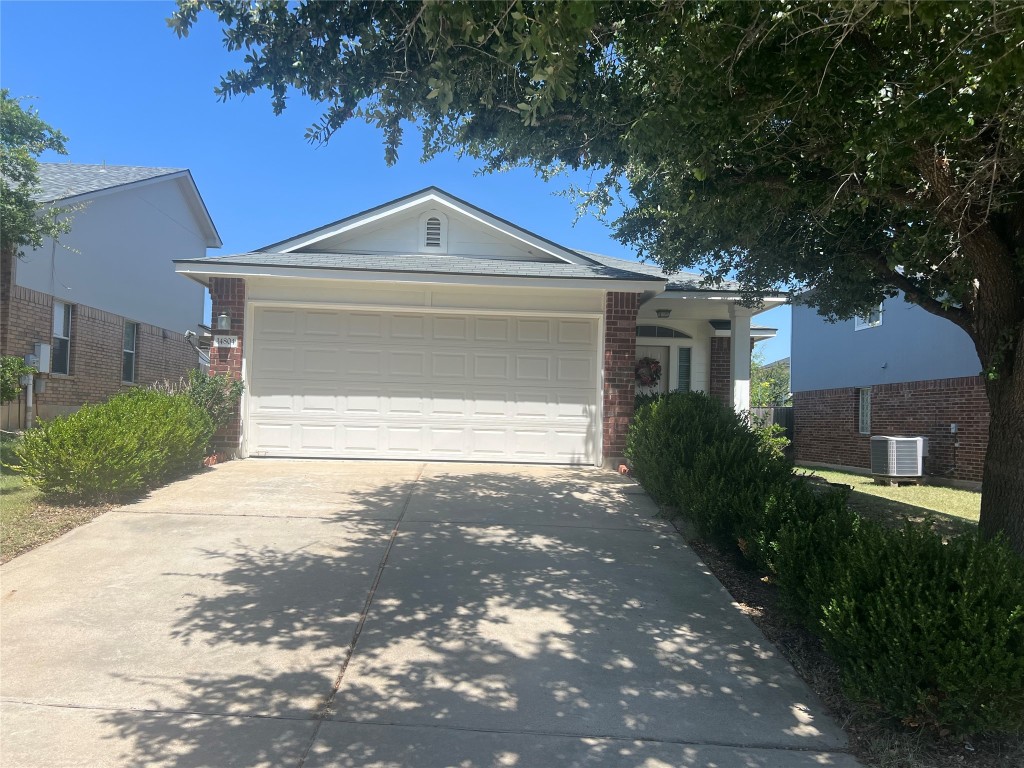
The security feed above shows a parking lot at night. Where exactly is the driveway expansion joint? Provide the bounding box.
[296,463,427,768]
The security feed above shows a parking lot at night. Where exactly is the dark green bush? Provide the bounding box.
[15,389,214,501]
[627,391,797,566]
[626,390,1024,737]
[627,391,756,505]
[773,486,859,627]
[819,523,1024,735]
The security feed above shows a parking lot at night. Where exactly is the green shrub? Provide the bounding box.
[773,487,859,627]
[818,523,1024,735]
[153,370,244,431]
[15,389,214,501]
[627,391,754,505]
[749,415,790,461]
[627,391,797,566]
[1,430,23,469]
[1,355,34,404]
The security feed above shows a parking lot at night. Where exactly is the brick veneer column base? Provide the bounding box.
[603,292,639,465]
[793,376,989,483]
[709,337,731,408]
[208,277,246,453]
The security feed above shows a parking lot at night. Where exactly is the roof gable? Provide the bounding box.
[264,187,593,265]
[34,163,222,248]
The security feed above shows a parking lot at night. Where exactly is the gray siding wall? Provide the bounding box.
[791,294,981,392]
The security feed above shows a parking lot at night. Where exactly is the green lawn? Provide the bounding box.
[0,471,106,563]
[797,465,980,538]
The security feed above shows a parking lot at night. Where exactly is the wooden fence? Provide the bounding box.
[750,406,794,442]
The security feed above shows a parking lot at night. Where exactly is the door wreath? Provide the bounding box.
[635,357,663,388]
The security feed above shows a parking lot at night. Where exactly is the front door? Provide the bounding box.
[635,345,669,396]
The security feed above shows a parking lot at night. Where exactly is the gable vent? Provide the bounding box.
[424,217,442,248]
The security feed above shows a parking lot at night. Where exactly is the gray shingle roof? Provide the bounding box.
[33,163,184,203]
[177,251,665,282]
[580,251,741,291]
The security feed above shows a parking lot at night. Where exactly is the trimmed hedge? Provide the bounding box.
[626,390,1024,736]
[16,389,214,501]
[818,523,1024,735]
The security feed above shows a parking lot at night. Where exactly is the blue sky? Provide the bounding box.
[1,0,790,362]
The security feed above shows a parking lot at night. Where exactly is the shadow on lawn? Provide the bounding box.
[98,468,845,768]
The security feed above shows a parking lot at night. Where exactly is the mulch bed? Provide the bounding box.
[672,518,1023,768]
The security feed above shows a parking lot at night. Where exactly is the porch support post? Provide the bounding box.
[729,303,754,414]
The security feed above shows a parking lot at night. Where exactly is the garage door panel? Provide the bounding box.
[474,317,510,342]
[432,352,468,378]
[249,307,599,463]
[515,319,553,343]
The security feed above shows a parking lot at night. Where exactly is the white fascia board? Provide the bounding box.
[173,262,664,294]
[274,190,588,265]
[664,292,787,313]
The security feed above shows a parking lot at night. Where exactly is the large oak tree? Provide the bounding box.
[171,1,1024,552]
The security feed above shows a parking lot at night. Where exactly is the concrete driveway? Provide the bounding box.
[1,461,860,768]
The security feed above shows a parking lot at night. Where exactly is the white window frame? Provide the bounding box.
[122,321,139,384]
[854,304,883,330]
[52,301,72,375]
[858,387,871,435]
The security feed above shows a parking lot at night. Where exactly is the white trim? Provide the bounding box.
[855,304,883,330]
[175,262,661,293]
[247,298,603,320]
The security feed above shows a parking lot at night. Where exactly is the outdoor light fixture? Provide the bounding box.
[216,311,231,331]
[656,308,672,319]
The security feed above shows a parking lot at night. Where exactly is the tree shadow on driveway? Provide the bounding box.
[89,467,849,768]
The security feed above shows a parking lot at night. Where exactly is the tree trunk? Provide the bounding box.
[979,372,1024,556]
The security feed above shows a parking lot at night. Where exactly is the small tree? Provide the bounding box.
[751,352,791,408]
[0,90,71,259]
[0,355,33,405]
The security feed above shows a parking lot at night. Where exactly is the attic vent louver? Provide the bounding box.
[425,217,442,248]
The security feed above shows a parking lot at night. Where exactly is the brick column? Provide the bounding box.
[209,277,245,453]
[603,291,639,465]
[709,337,731,407]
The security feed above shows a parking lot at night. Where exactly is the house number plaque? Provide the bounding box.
[213,335,239,348]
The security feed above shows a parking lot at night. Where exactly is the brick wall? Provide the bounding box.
[709,337,731,407]
[208,277,246,452]
[0,283,199,427]
[603,292,638,463]
[793,376,989,483]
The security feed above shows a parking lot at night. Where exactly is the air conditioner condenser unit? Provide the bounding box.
[870,436,926,478]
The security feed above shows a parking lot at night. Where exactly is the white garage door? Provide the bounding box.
[247,307,600,463]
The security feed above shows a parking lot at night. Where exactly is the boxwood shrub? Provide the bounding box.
[16,388,214,502]
[816,522,1024,734]
[625,389,1024,736]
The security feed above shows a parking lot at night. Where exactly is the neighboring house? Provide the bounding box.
[174,187,780,466]
[791,295,987,484]
[0,164,222,428]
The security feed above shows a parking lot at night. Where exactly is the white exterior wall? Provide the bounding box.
[244,278,606,314]
[14,178,207,333]
[300,204,554,261]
